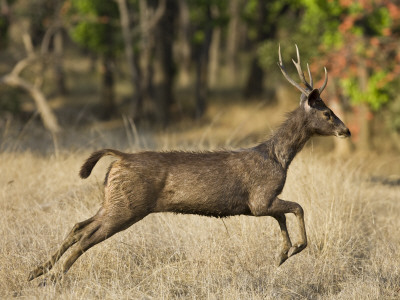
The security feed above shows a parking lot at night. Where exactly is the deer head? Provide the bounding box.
[278,45,351,138]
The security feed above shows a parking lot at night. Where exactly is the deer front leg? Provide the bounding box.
[272,214,292,266]
[251,197,307,265]
[270,198,307,259]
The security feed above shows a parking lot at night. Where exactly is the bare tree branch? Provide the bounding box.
[40,22,62,55]
[135,0,166,37]
[22,33,34,56]
[10,56,37,77]
[0,33,61,134]
[0,74,61,133]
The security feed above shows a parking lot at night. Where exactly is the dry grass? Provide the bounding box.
[1,142,399,299]
[1,99,400,299]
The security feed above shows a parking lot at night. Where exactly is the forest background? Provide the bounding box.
[1,0,400,299]
[0,0,399,153]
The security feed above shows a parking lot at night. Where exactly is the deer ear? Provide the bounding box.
[306,89,320,108]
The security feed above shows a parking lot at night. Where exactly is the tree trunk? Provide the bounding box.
[176,0,191,86]
[243,0,268,99]
[208,5,221,88]
[53,29,67,95]
[0,0,10,50]
[154,0,176,126]
[329,80,352,155]
[358,102,371,151]
[116,0,143,119]
[226,0,240,84]
[138,0,165,119]
[357,58,371,151]
[243,58,265,98]
[195,6,213,119]
[100,55,115,119]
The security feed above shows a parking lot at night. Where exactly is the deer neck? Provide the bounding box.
[259,108,312,169]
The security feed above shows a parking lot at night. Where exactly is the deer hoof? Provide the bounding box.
[28,267,44,281]
[38,274,59,287]
[277,252,289,266]
[288,243,306,257]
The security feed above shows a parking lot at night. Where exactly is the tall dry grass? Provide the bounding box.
[1,144,399,299]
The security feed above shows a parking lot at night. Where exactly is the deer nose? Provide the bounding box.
[340,128,351,138]
[337,127,351,138]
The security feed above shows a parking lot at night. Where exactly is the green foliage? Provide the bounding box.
[299,0,400,113]
[67,0,121,56]
[189,0,229,45]
[300,1,394,46]
[299,0,344,47]
[340,72,390,111]
[366,7,391,36]
[243,0,299,41]
[257,41,277,70]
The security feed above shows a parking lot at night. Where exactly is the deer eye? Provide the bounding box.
[323,111,331,120]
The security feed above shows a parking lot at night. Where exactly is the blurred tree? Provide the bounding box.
[226,0,243,84]
[10,0,68,96]
[52,0,67,96]
[189,0,228,119]
[176,0,191,86]
[0,33,61,135]
[190,1,213,119]
[115,0,143,119]
[0,0,11,50]
[23,0,54,47]
[116,0,168,123]
[208,4,221,88]
[300,0,400,150]
[66,0,122,119]
[154,0,178,126]
[243,0,291,99]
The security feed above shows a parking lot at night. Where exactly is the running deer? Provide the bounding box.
[28,45,350,284]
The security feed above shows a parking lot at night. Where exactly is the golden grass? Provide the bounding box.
[1,142,399,299]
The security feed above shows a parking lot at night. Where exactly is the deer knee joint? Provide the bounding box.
[293,204,304,217]
[71,224,80,233]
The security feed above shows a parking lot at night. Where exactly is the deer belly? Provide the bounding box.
[155,183,251,217]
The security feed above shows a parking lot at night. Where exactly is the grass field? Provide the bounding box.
[1,102,400,299]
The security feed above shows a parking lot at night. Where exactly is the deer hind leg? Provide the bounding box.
[272,214,292,266]
[36,208,148,285]
[269,198,307,263]
[55,212,148,281]
[28,214,98,281]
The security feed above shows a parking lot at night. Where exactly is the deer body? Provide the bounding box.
[103,147,281,218]
[28,46,350,284]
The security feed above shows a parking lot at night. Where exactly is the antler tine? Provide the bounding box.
[318,67,328,94]
[277,44,309,96]
[292,44,313,91]
[307,63,313,88]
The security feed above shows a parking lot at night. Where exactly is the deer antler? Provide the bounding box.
[278,44,309,96]
[319,67,328,94]
[292,44,313,91]
[278,45,329,96]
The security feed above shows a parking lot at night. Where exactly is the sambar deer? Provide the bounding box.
[28,45,350,284]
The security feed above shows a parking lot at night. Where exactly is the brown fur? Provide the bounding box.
[28,48,351,284]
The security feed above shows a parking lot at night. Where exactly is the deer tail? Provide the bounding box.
[79,149,127,179]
